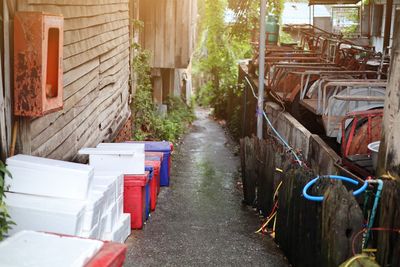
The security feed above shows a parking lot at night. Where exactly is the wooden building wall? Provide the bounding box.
[370,0,400,51]
[16,0,131,161]
[139,0,197,69]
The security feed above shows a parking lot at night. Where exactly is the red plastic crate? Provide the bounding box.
[85,241,127,267]
[123,173,149,229]
[145,160,160,211]
[145,152,163,195]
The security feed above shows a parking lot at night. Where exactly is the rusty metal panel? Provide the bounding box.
[14,11,64,117]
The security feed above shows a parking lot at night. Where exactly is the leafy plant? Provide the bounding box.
[130,41,195,142]
[0,161,14,240]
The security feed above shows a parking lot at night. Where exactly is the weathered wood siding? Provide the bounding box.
[17,0,131,161]
[139,0,197,69]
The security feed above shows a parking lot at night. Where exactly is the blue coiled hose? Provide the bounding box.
[303,175,368,202]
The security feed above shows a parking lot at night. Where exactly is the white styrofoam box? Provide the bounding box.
[80,223,100,240]
[116,195,123,221]
[92,177,116,211]
[82,191,105,232]
[103,203,117,234]
[97,143,145,154]
[79,147,145,174]
[103,213,131,243]
[94,171,123,199]
[5,155,94,200]
[5,192,85,236]
[119,213,131,243]
[98,215,107,239]
[0,231,103,267]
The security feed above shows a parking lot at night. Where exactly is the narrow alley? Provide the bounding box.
[1,0,400,266]
[125,109,288,266]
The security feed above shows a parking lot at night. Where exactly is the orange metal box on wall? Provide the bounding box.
[14,11,63,117]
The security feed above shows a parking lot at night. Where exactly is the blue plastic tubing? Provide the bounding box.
[364,179,383,246]
[302,175,369,202]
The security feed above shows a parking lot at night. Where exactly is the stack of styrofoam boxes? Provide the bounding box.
[92,171,130,243]
[4,155,94,237]
[79,145,144,242]
[4,154,131,244]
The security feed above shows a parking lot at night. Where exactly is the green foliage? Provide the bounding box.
[193,0,251,118]
[153,97,196,141]
[130,43,195,142]
[0,161,14,240]
[280,30,296,44]
[341,24,359,37]
[194,0,287,119]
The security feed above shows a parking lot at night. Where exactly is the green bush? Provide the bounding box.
[130,42,195,143]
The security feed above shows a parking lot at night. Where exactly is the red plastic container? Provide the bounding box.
[145,160,160,211]
[145,152,163,195]
[85,241,127,267]
[123,172,149,229]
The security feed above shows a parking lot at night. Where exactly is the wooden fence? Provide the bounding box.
[240,136,366,266]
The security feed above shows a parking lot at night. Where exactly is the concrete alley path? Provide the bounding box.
[125,109,288,266]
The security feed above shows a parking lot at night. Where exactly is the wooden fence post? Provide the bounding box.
[376,10,400,266]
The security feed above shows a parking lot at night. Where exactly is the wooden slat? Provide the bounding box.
[63,57,99,87]
[99,69,129,92]
[99,48,129,73]
[174,0,184,68]
[72,100,130,162]
[3,0,12,157]
[165,0,176,68]
[28,0,128,5]
[143,0,156,65]
[65,11,129,31]
[31,73,100,149]
[31,66,99,138]
[100,40,129,63]
[64,33,129,72]
[64,18,128,46]
[180,0,190,67]
[100,55,129,77]
[153,0,165,68]
[20,3,129,19]
[64,26,128,58]
[74,79,129,145]
[19,118,32,155]
[33,76,127,157]
[0,50,8,159]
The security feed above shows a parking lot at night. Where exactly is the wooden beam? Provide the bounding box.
[0,49,8,160]
[3,0,12,158]
[376,16,400,263]
[378,11,400,178]
[383,0,393,50]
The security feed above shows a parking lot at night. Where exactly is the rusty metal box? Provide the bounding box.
[14,12,64,117]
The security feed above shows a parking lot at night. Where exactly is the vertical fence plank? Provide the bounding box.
[322,183,364,267]
[0,51,8,160]
[3,0,12,157]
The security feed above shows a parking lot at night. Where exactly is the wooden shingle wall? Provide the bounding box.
[17,0,131,161]
[139,0,197,69]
